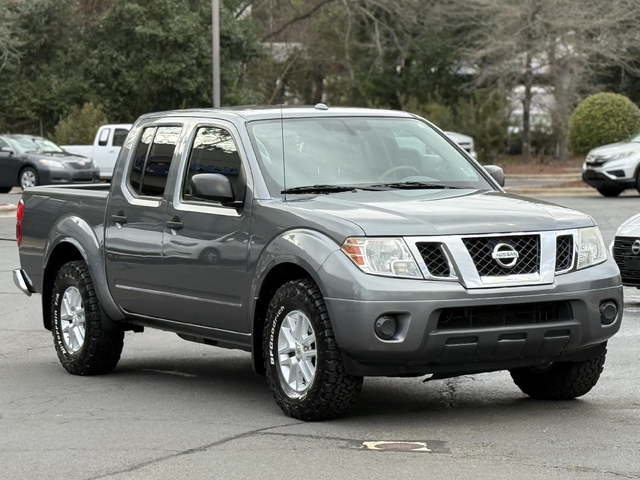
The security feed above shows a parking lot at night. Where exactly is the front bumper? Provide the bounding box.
[39,168,101,185]
[582,158,639,190]
[319,251,623,376]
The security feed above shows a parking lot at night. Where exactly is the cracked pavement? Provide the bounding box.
[1,192,640,479]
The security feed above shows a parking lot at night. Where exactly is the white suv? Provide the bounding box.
[582,133,640,196]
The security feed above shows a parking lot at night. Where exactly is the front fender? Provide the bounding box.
[44,215,125,321]
[250,229,342,326]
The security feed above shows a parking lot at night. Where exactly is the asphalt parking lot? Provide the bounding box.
[1,190,639,480]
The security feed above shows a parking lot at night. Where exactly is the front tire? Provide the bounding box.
[0,186,12,193]
[263,279,363,421]
[51,261,124,375]
[20,167,39,189]
[597,187,623,197]
[510,350,606,400]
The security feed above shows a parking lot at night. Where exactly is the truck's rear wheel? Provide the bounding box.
[263,279,363,421]
[51,261,124,375]
[510,350,606,400]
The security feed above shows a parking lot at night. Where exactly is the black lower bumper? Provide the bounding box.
[582,171,634,190]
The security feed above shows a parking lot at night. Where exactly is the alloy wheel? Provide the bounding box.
[277,310,317,396]
[59,286,86,354]
[21,170,37,189]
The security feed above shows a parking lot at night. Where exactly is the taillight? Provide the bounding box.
[16,199,24,247]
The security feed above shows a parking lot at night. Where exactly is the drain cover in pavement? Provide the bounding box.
[362,441,432,452]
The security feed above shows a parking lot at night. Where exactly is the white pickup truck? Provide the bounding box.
[63,124,132,180]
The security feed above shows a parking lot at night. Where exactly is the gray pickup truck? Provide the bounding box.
[13,106,622,420]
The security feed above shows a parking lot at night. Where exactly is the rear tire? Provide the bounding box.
[0,186,11,193]
[510,350,606,400]
[263,278,363,421]
[597,187,623,197]
[51,261,124,375]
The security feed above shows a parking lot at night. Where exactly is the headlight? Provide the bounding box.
[38,159,65,170]
[609,151,637,161]
[341,237,422,278]
[577,227,607,270]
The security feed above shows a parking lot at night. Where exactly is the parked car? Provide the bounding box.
[612,212,640,286]
[0,134,100,192]
[13,106,622,421]
[582,133,640,197]
[444,131,477,159]
[63,124,132,180]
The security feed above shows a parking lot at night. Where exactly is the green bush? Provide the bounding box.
[52,103,109,145]
[569,93,640,156]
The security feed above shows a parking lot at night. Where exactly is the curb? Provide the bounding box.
[0,204,17,213]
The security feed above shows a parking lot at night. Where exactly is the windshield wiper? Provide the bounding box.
[282,184,380,194]
[368,181,462,190]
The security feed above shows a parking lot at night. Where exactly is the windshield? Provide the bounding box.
[248,117,492,195]
[10,136,65,154]
[628,133,640,143]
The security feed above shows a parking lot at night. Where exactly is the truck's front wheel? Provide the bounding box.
[263,279,363,421]
[51,261,124,375]
[510,350,606,400]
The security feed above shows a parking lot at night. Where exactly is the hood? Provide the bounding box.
[588,141,640,159]
[26,151,92,166]
[285,189,594,236]
[616,212,640,237]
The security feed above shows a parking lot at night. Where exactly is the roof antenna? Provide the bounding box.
[280,104,287,202]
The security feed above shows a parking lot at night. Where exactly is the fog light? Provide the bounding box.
[599,300,618,325]
[375,315,397,340]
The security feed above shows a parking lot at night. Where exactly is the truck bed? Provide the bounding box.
[19,183,111,294]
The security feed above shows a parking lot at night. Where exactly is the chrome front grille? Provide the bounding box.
[66,161,93,170]
[407,231,574,288]
[555,235,574,272]
[416,243,451,277]
[462,235,540,276]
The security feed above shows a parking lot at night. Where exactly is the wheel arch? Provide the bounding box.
[250,229,341,374]
[42,216,125,330]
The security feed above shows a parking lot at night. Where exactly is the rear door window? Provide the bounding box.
[129,127,155,193]
[113,129,129,147]
[140,126,182,197]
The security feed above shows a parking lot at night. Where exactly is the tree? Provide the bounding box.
[52,103,109,145]
[453,0,640,161]
[0,0,20,71]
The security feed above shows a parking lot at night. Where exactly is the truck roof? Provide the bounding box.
[138,105,415,122]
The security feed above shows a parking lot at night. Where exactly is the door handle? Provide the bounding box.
[166,216,183,232]
[111,211,127,227]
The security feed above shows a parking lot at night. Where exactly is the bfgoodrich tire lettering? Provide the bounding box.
[263,279,363,421]
[510,349,606,400]
[51,261,124,375]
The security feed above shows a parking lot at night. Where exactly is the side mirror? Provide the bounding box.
[190,173,240,205]
[0,146,14,156]
[484,165,505,187]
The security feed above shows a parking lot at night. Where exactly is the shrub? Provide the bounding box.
[52,103,109,145]
[569,93,640,156]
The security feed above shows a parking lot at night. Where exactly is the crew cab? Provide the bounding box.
[13,106,623,420]
[63,124,132,180]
